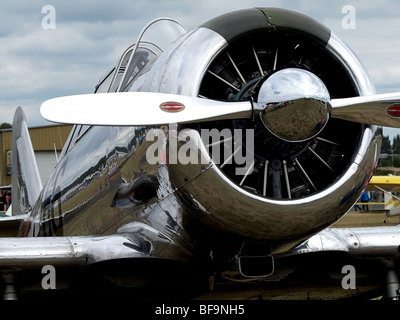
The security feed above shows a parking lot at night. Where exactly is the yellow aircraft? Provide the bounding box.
[367,176,400,222]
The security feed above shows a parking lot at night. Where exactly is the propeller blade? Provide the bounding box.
[40,92,253,126]
[331,92,400,128]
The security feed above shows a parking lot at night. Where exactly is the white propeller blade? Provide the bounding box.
[40,92,253,126]
[331,92,400,128]
[40,87,400,131]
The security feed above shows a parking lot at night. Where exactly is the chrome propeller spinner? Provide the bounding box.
[256,68,331,142]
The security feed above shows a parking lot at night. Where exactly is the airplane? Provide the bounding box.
[367,175,400,223]
[2,7,400,301]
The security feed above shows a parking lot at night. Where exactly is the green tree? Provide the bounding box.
[0,123,11,129]
[381,134,391,154]
[393,134,400,157]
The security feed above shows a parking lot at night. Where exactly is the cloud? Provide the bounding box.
[325,17,400,94]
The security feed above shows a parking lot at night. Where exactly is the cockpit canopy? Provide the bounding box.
[95,18,186,94]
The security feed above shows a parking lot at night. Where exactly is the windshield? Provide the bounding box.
[110,18,186,92]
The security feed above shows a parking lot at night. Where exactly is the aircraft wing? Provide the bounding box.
[284,226,400,258]
[367,176,400,193]
[0,234,145,268]
[0,234,142,293]
[269,225,400,299]
[0,227,196,298]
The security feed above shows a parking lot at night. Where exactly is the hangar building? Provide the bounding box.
[0,125,73,187]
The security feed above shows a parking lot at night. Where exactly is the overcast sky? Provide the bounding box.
[1,0,400,139]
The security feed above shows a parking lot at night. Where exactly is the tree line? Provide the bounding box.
[378,128,400,169]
